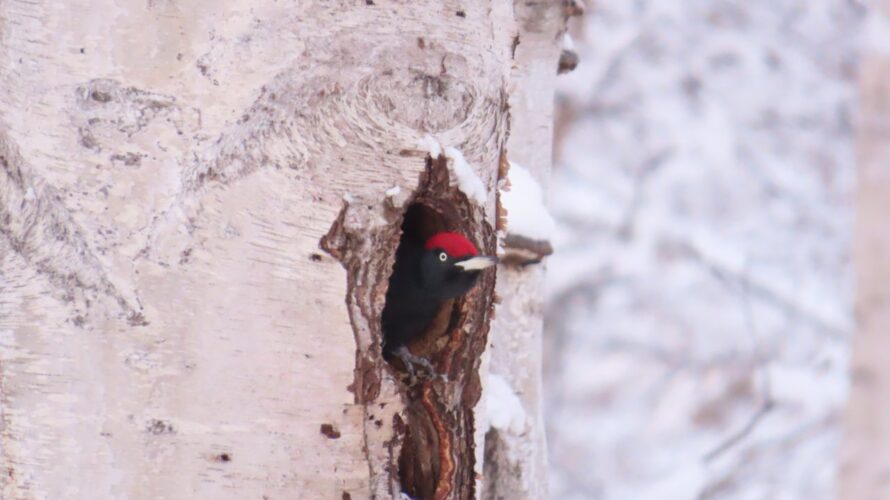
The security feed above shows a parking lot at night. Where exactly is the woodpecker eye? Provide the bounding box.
[438,251,448,262]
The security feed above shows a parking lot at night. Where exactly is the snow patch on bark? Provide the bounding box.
[444,146,488,205]
[419,134,442,158]
[487,374,527,434]
[562,33,575,51]
[501,162,556,240]
[385,186,401,197]
[418,135,487,205]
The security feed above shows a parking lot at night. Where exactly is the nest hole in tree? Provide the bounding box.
[321,154,493,499]
[384,201,474,500]
[382,202,463,377]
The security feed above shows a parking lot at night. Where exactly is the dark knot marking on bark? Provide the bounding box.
[74,79,185,138]
[320,423,342,439]
[145,419,176,435]
[320,153,496,500]
[0,129,142,324]
[179,73,312,191]
[361,68,477,132]
[181,44,498,196]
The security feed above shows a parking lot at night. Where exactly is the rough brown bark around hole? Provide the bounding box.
[322,155,497,499]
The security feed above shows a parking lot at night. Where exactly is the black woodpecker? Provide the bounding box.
[382,231,497,374]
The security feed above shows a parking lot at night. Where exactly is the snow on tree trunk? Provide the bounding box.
[0,2,519,498]
[481,1,570,499]
[839,3,890,499]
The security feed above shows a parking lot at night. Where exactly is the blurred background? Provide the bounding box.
[543,1,864,498]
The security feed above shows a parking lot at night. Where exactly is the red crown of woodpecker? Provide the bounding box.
[425,232,479,258]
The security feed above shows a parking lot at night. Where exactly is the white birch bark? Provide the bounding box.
[839,2,890,498]
[481,1,571,498]
[0,2,520,498]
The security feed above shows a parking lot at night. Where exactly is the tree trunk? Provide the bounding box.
[0,2,520,498]
[839,3,890,499]
[481,1,571,499]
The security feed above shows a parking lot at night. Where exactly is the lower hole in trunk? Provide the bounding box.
[398,400,441,499]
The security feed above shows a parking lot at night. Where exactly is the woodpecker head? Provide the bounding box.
[421,232,497,300]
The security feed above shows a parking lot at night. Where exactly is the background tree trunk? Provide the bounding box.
[839,2,890,499]
[0,2,529,498]
[481,1,571,499]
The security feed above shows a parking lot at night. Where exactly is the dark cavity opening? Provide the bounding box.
[401,203,447,246]
[381,203,455,374]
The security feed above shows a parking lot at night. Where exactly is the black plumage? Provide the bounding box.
[381,232,495,358]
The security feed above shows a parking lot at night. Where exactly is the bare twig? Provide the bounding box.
[703,259,775,462]
[704,398,775,462]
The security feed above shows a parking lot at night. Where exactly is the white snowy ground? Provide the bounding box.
[543,2,863,499]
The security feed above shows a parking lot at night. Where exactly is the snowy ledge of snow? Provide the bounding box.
[342,192,355,203]
[865,10,890,55]
[487,374,527,435]
[444,146,488,205]
[417,135,487,205]
[419,134,442,158]
[501,161,556,241]
[385,185,401,197]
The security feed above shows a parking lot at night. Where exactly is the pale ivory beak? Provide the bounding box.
[455,256,498,271]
